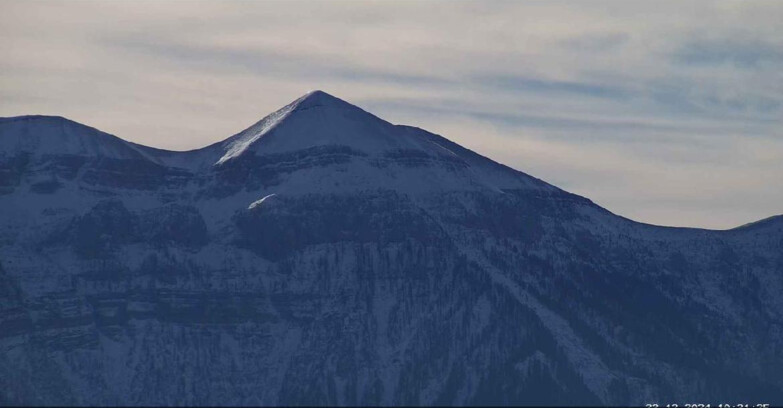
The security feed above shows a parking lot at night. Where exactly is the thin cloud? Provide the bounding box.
[673,37,783,68]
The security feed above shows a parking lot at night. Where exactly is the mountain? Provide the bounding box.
[1,91,781,406]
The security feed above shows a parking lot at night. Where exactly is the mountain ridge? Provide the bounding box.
[1,91,778,230]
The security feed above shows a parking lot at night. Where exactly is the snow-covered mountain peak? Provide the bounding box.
[0,96,555,195]
[292,90,353,111]
[0,115,155,161]
[214,91,398,165]
[194,91,555,194]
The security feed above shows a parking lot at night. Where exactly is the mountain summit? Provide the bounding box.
[0,92,782,406]
[146,91,556,195]
[294,89,359,110]
[214,90,401,165]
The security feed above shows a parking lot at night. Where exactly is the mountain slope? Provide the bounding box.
[0,91,781,406]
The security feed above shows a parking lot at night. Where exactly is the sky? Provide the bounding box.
[1,1,781,229]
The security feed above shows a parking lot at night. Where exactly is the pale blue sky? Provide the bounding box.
[1,0,781,229]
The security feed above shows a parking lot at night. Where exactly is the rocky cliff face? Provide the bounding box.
[1,91,781,406]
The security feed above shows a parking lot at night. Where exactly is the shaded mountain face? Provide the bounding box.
[0,91,781,406]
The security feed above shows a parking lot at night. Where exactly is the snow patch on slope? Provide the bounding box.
[215,96,304,166]
[248,193,276,210]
